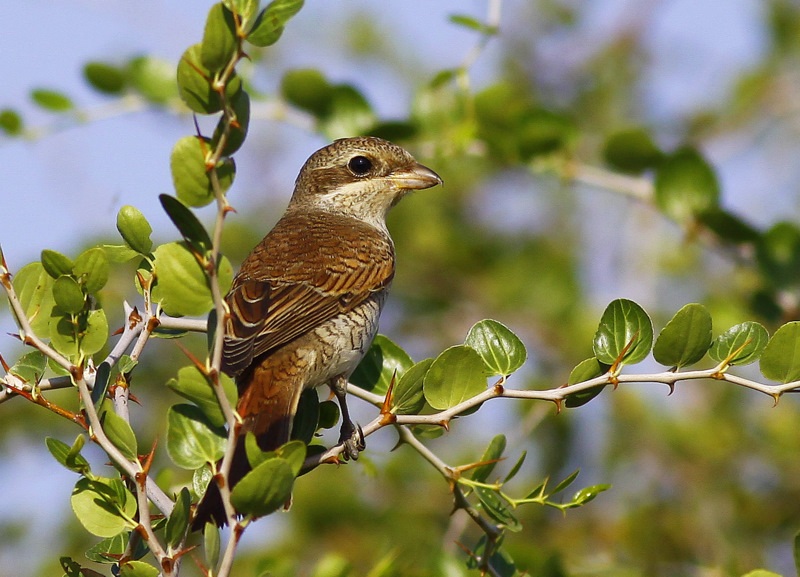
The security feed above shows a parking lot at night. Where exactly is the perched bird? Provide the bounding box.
[194,136,441,526]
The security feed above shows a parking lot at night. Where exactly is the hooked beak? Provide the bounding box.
[388,162,443,191]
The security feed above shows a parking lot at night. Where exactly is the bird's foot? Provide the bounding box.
[338,421,366,461]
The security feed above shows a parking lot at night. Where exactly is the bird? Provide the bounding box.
[193,136,442,527]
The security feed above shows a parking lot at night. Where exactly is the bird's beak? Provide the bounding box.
[388,162,443,191]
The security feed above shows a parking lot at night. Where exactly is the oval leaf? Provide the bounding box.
[653,303,712,368]
[159,194,213,252]
[709,321,768,366]
[592,299,653,366]
[101,408,138,461]
[53,275,85,315]
[392,358,432,415]
[116,205,153,255]
[565,357,609,408]
[465,319,527,376]
[654,147,720,222]
[81,309,109,357]
[230,458,295,518]
[350,335,413,395]
[423,345,489,410]
[41,249,74,279]
[70,477,136,538]
[247,0,305,47]
[13,262,56,338]
[760,322,800,383]
[74,247,110,293]
[167,365,237,428]
[84,62,126,95]
[201,3,238,72]
[170,136,236,208]
[166,404,226,469]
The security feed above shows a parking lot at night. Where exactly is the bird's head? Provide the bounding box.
[289,136,442,229]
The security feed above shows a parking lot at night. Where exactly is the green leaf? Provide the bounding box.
[247,0,305,47]
[318,400,339,429]
[116,205,153,255]
[592,299,653,366]
[9,350,48,384]
[281,69,334,117]
[52,275,85,314]
[165,487,192,549]
[49,313,80,359]
[760,322,800,383]
[70,477,136,538]
[166,404,226,469]
[83,62,127,94]
[602,127,663,174]
[230,458,295,517]
[654,147,720,222]
[697,208,760,244]
[193,466,213,499]
[569,484,611,507]
[392,358,432,415]
[101,408,138,461]
[449,14,497,35]
[290,388,319,445]
[201,3,238,71]
[465,319,527,376]
[13,262,56,338]
[177,44,242,114]
[167,365,238,428]
[474,486,521,532]
[41,249,74,279]
[119,561,160,577]
[469,434,506,483]
[350,335,413,395]
[740,571,783,577]
[276,440,307,477]
[653,303,712,368]
[45,435,91,474]
[81,309,109,357]
[757,221,800,287]
[85,532,126,563]
[170,135,236,208]
[150,241,233,317]
[503,451,527,483]
[159,194,213,253]
[423,345,489,410]
[73,247,110,293]
[103,244,142,263]
[31,88,73,112]
[212,89,250,155]
[709,321,769,366]
[204,522,221,569]
[0,108,23,135]
[224,0,260,26]
[127,56,177,104]
[564,357,610,408]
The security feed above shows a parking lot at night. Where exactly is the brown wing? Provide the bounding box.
[222,211,395,376]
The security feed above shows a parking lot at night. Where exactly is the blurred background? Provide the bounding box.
[2,0,800,576]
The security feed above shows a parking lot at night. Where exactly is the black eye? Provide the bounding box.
[348,155,372,176]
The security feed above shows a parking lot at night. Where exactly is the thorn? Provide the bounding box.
[380,371,397,416]
[454,457,505,476]
[175,341,209,375]
[440,419,450,431]
[666,382,675,396]
[772,393,781,407]
[112,326,124,337]
[128,306,143,329]
[141,438,158,475]
[553,398,563,414]
[0,353,9,373]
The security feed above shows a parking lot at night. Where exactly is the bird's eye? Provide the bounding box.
[347,155,372,176]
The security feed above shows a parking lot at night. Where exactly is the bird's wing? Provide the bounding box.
[222,212,394,376]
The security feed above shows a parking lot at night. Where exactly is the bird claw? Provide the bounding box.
[339,422,365,461]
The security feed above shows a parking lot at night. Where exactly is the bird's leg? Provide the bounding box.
[331,375,365,461]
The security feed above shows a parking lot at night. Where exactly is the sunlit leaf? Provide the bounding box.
[423,345,490,410]
[101,408,138,461]
[351,335,413,395]
[465,319,527,376]
[201,3,238,71]
[73,247,110,293]
[709,321,768,366]
[247,0,305,47]
[70,477,136,538]
[592,299,653,366]
[653,303,712,368]
[170,136,235,208]
[392,358,432,415]
[13,262,56,338]
[167,365,237,428]
[230,458,295,517]
[760,322,800,383]
[41,249,74,279]
[166,404,226,469]
[116,205,153,255]
[165,488,192,549]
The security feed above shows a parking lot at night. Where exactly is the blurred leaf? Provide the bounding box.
[247,0,305,47]
[13,262,56,338]
[593,299,653,366]
[449,14,497,35]
[654,147,720,222]
[116,205,153,255]
[9,350,48,384]
[569,484,611,507]
[83,62,126,94]
[392,358,432,415]
[281,68,333,117]
[230,458,295,517]
[225,0,260,26]
[127,56,177,104]
[52,275,85,315]
[709,321,769,366]
[760,322,800,383]
[565,357,609,408]
[159,194,213,252]
[166,404,226,469]
[119,561,160,577]
[653,303,712,368]
[322,85,376,139]
[70,477,136,538]
[167,365,237,428]
[0,108,23,135]
[351,335,413,395]
[698,208,760,244]
[41,249,74,279]
[469,434,506,483]
[101,408,138,461]
[756,221,800,287]
[423,345,489,410]
[602,127,663,173]
[465,319,527,376]
[740,572,782,577]
[201,3,238,71]
[150,241,233,317]
[74,247,110,293]
[170,135,236,208]
[30,88,73,112]
[165,487,192,549]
